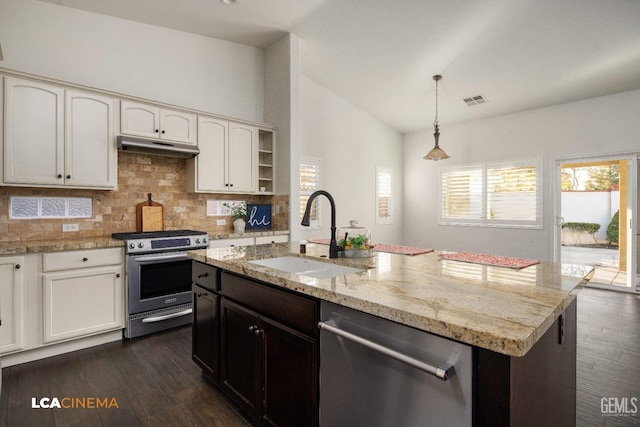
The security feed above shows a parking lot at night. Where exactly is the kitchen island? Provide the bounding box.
[189,242,593,427]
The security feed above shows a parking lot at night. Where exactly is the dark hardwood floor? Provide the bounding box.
[0,326,249,427]
[0,287,638,426]
[577,287,640,427]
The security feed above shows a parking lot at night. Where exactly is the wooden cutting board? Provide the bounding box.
[136,193,163,232]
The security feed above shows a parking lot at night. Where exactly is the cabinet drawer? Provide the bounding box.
[192,262,219,292]
[221,272,318,337]
[42,248,123,272]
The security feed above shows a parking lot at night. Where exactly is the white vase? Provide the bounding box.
[233,218,246,234]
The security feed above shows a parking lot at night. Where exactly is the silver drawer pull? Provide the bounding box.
[318,320,455,381]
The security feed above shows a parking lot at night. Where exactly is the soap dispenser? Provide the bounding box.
[337,220,373,258]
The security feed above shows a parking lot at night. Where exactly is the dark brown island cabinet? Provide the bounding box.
[191,261,220,381]
[192,261,318,427]
[192,260,577,427]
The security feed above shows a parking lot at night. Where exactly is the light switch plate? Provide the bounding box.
[62,223,79,232]
[216,219,226,226]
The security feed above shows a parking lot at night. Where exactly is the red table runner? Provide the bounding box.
[438,252,540,269]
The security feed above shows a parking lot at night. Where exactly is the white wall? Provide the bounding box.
[562,191,619,241]
[0,0,264,123]
[403,89,640,261]
[299,75,404,245]
[264,34,301,239]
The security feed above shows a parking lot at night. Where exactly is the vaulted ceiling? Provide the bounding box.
[39,0,640,132]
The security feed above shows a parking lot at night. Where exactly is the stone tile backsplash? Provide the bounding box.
[0,152,289,243]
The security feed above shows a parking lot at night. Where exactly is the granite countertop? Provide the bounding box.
[0,236,125,255]
[207,230,290,240]
[189,242,593,357]
[0,230,289,256]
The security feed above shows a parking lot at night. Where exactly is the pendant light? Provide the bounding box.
[423,74,450,161]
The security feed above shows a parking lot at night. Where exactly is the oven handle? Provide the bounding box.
[141,308,193,323]
[134,253,191,264]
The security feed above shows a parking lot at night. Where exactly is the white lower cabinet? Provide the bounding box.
[41,248,124,344]
[42,265,123,343]
[1,248,125,367]
[0,256,25,354]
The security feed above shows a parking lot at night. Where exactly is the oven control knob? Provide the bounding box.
[129,243,135,250]
[195,238,201,244]
[138,242,144,248]
[202,237,207,244]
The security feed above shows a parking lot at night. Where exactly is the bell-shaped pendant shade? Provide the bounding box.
[423,145,450,161]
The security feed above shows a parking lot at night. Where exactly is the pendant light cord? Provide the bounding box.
[433,77,439,128]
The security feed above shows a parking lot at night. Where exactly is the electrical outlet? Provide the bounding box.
[62,223,79,232]
[216,219,226,226]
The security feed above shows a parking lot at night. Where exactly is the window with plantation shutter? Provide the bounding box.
[440,158,541,228]
[300,157,321,228]
[376,167,393,224]
[441,166,483,222]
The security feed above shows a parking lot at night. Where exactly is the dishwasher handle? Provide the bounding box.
[318,320,455,381]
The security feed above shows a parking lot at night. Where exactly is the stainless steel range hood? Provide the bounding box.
[117,136,199,158]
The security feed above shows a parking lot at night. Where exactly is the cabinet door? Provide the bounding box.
[65,90,117,189]
[120,100,161,139]
[193,116,228,192]
[220,298,261,416]
[160,109,197,145]
[4,77,64,185]
[0,256,25,354]
[192,284,220,382]
[42,266,124,343]
[228,123,257,193]
[262,318,318,427]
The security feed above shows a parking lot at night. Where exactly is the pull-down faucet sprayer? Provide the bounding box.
[301,190,343,259]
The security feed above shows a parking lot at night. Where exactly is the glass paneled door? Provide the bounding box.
[555,155,638,292]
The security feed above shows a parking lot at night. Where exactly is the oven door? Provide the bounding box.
[127,251,193,314]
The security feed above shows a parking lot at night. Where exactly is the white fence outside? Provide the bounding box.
[561,191,619,244]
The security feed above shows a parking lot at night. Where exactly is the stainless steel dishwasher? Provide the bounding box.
[319,301,473,427]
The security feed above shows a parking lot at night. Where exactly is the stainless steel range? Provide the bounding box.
[112,230,208,338]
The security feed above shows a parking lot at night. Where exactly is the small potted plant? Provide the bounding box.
[224,201,247,234]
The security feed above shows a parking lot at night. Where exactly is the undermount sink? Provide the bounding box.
[250,256,364,279]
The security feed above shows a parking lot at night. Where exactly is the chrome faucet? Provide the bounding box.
[301,190,343,259]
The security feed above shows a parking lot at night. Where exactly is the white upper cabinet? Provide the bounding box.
[186,116,228,192]
[4,77,65,186]
[186,118,259,194]
[3,77,117,189]
[65,90,117,188]
[228,123,258,193]
[121,100,197,145]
